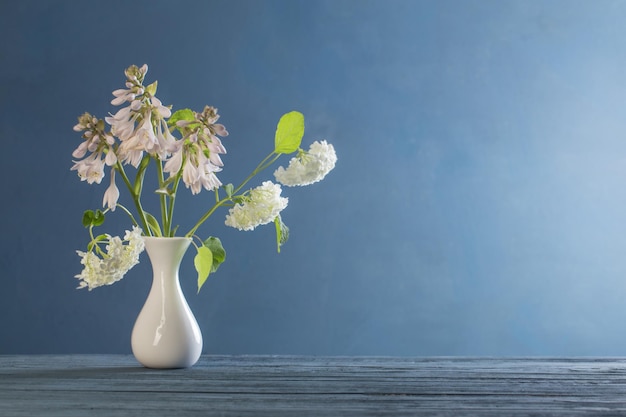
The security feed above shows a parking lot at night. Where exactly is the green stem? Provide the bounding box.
[191,235,204,249]
[185,196,230,237]
[233,151,281,195]
[156,160,168,235]
[88,207,111,257]
[166,170,183,237]
[88,224,96,243]
[115,160,151,235]
[115,203,139,227]
[184,151,282,237]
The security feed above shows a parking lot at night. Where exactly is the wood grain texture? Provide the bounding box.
[1,355,626,416]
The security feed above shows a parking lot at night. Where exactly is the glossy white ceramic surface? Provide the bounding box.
[131,237,202,368]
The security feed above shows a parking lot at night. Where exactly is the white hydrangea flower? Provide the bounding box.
[274,140,337,187]
[225,181,288,231]
[75,226,145,290]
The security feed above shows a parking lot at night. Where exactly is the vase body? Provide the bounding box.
[131,237,202,368]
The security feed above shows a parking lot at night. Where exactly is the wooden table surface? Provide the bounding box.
[1,355,626,416]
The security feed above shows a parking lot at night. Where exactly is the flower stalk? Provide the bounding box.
[115,161,151,234]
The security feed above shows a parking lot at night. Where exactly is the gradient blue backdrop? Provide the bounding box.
[2,0,626,355]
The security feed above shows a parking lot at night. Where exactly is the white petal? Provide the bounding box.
[72,142,88,159]
[112,88,130,97]
[102,170,120,211]
[105,150,118,166]
[111,96,127,106]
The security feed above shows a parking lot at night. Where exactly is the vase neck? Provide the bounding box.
[143,237,192,274]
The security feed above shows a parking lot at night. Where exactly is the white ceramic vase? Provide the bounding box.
[131,237,203,368]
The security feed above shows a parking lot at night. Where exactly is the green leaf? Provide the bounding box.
[145,213,162,237]
[203,236,226,273]
[82,210,94,228]
[145,80,158,96]
[224,183,234,198]
[274,111,304,154]
[194,245,213,293]
[274,215,289,253]
[168,108,196,130]
[82,210,105,227]
[93,210,105,226]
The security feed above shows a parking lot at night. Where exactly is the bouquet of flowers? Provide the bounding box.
[71,64,336,292]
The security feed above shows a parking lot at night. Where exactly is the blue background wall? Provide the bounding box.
[3,0,626,356]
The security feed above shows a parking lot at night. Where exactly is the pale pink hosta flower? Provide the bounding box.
[72,113,118,183]
[106,64,174,165]
[72,113,113,157]
[111,88,136,106]
[125,64,148,82]
[71,152,106,184]
[225,181,288,231]
[145,98,175,159]
[135,112,159,153]
[163,141,184,174]
[200,109,228,165]
[131,116,173,161]
[207,150,224,167]
[102,169,120,211]
[182,159,199,191]
[196,158,223,192]
[193,106,228,157]
[122,149,145,168]
[72,141,90,159]
[104,149,117,166]
[110,64,147,106]
[122,112,155,150]
[151,96,171,119]
[173,106,228,194]
[73,122,87,132]
[211,123,228,137]
[164,106,228,193]
[73,113,100,135]
[179,149,223,195]
[105,106,137,140]
[154,118,176,159]
[132,113,171,158]
[205,134,226,166]
[274,140,337,187]
[116,111,162,166]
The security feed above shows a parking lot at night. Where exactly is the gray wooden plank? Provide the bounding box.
[1,355,626,416]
